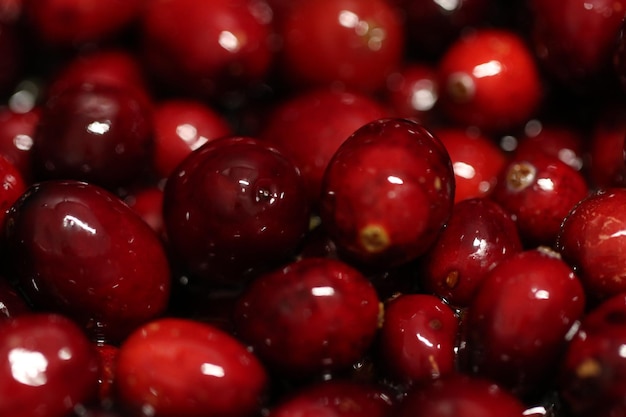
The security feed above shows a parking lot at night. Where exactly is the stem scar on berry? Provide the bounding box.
[359,223,390,253]
[506,161,536,191]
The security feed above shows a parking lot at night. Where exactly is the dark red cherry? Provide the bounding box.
[0,154,26,228]
[22,0,143,47]
[233,257,381,379]
[115,317,269,417]
[559,293,626,417]
[396,373,527,417]
[278,0,405,94]
[490,151,589,248]
[528,0,626,89]
[435,127,507,202]
[0,313,100,417]
[463,248,586,397]
[438,28,543,133]
[319,118,455,268]
[259,88,389,208]
[3,180,171,343]
[0,276,30,320]
[378,294,459,385]
[557,188,626,302]
[32,83,153,190]
[152,99,232,179]
[267,379,397,417]
[163,136,310,286]
[139,0,274,101]
[421,198,523,307]
[0,105,40,182]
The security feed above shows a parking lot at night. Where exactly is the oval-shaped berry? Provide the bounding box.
[3,180,171,343]
[233,257,381,379]
[319,118,455,269]
[115,317,269,417]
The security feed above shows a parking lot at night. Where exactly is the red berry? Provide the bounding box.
[0,313,100,417]
[383,62,441,124]
[438,28,543,132]
[0,154,25,227]
[115,317,269,417]
[557,188,626,301]
[0,106,40,182]
[233,257,381,379]
[421,198,523,307]
[378,294,459,385]
[3,180,171,343]
[163,136,310,286]
[463,248,586,396]
[320,118,455,268]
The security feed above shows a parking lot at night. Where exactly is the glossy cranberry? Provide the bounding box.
[32,84,153,190]
[0,105,40,182]
[0,313,100,417]
[140,0,274,100]
[396,373,527,417]
[0,276,30,319]
[319,118,455,268]
[438,28,543,132]
[557,188,626,301]
[435,127,507,202]
[259,88,389,208]
[490,151,589,247]
[463,248,585,396]
[390,0,492,58]
[559,293,626,416]
[421,198,523,307]
[2,180,171,343]
[123,185,166,241]
[383,63,440,124]
[45,49,150,104]
[115,317,269,417]
[22,0,143,47]
[514,120,585,172]
[587,105,626,189]
[278,0,405,94]
[378,294,458,385]
[152,99,232,179]
[528,0,626,89]
[163,136,310,286]
[0,154,25,227]
[233,257,381,379]
[267,379,397,417]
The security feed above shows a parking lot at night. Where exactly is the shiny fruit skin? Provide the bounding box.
[233,257,381,379]
[162,136,310,286]
[463,248,586,396]
[557,188,626,301]
[421,197,523,307]
[115,317,269,417]
[2,180,171,343]
[319,118,455,269]
[0,313,100,417]
[0,154,25,228]
[378,293,459,385]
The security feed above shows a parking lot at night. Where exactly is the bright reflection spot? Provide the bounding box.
[176,124,197,143]
[311,286,335,296]
[338,10,359,28]
[9,348,48,386]
[472,60,502,78]
[13,134,33,151]
[411,83,437,111]
[201,363,225,377]
[453,161,476,179]
[218,31,241,52]
[63,215,97,235]
[416,333,434,348]
[619,345,626,358]
[57,347,72,360]
[472,237,487,257]
[387,175,403,185]
[523,406,547,416]
[534,289,550,300]
[537,178,554,191]
[583,2,593,10]
[433,0,461,11]
[87,120,111,135]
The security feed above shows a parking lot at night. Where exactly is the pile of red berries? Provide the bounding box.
[2,0,626,416]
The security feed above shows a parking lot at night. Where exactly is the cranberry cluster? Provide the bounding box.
[2,0,626,416]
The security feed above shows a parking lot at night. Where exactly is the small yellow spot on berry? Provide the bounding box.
[359,224,390,253]
[576,358,602,378]
[445,270,460,289]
